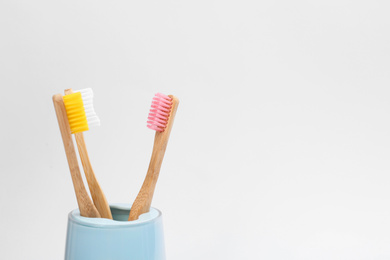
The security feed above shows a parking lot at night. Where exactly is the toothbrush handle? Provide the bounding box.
[52,94,101,218]
[64,89,113,219]
[129,96,179,221]
[74,133,113,219]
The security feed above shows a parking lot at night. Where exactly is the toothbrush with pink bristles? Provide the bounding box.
[129,93,179,221]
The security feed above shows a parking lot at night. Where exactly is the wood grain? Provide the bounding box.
[64,89,112,219]
[52,94,101,218]
[128,95,179,221]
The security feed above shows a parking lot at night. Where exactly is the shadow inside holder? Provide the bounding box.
[110,206,131,221]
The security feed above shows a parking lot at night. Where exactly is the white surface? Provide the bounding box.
[1,0,390,259]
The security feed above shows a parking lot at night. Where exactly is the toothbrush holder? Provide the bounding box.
[64,204,166,260]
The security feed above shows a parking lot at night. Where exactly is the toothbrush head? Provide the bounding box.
[62,88,100,134]
[147,93,173,132]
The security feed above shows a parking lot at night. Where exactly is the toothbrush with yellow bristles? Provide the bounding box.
[62,88,113,219]
[53,94,100,218]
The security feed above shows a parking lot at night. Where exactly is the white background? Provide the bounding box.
[1,0,390,259]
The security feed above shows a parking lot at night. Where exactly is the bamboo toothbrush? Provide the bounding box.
[53,94,101,218]
[129,93,179,221]
[63,88,113,219]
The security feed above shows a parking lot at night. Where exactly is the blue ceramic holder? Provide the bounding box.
[65,204,166,260]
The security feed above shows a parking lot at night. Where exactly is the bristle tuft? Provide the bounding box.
[63,92,89,134]
[147,93,172,132]
[63,88,100,134]
[74,88,100,128]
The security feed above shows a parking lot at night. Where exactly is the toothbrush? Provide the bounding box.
[129,93,179,221]
[52,94,101,218]
[63,88,113,219]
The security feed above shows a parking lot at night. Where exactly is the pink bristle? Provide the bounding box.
[147,93,172,132]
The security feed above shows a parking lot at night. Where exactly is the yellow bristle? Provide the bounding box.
[63,92,89,134]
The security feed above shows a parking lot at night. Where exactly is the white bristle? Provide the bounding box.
[74,88,101,127]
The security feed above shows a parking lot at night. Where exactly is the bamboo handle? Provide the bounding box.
[64,89,113,219]
[129,95,179,221]
[52,94,100,218]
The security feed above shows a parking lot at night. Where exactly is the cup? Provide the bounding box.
[64,204,166,260]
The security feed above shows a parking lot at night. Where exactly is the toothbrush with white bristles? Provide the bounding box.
[62,88,112,219]
[128,93,179,221]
